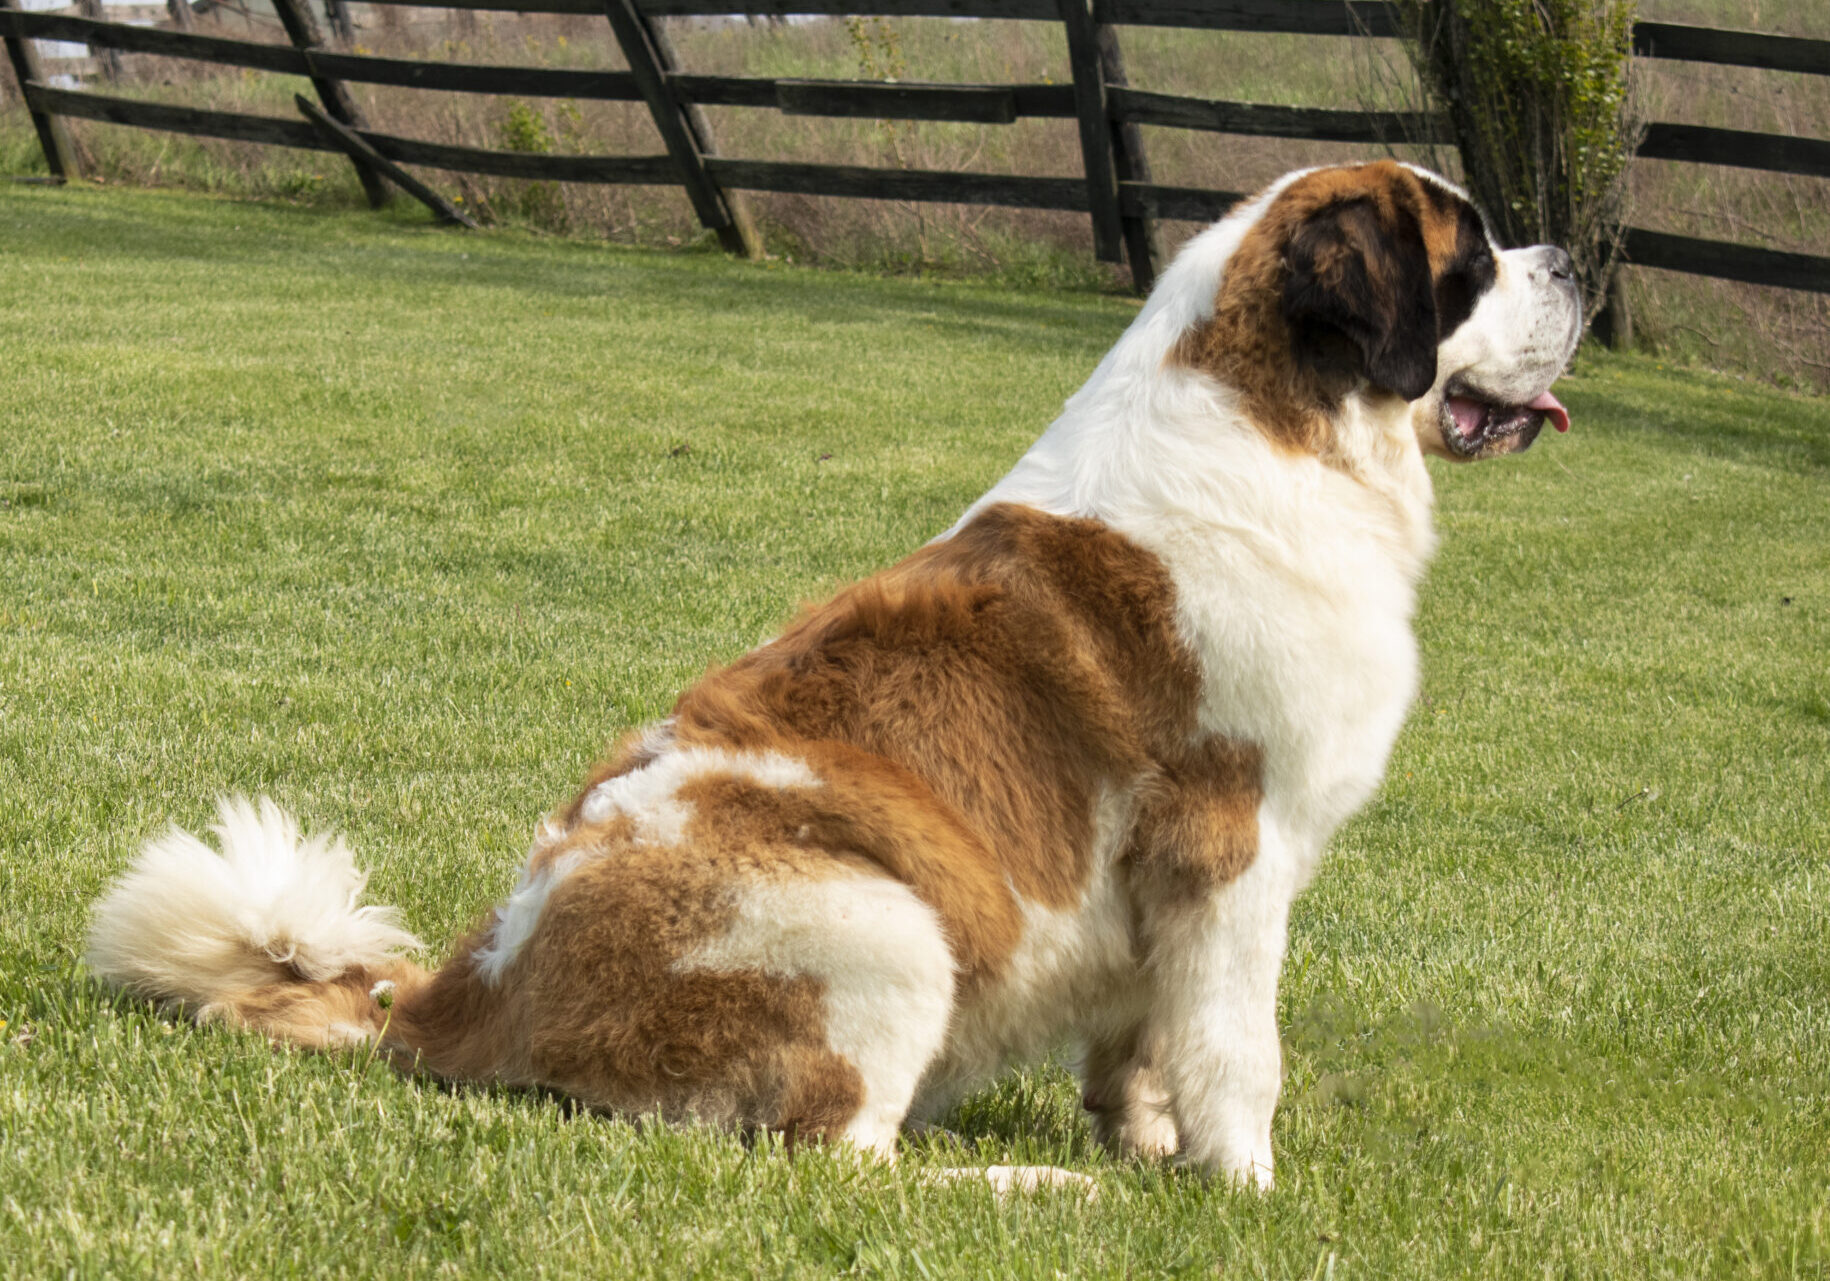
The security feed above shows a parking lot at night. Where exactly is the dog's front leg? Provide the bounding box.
[1144,852,1294,1189]
[1081,1024,1178,1160]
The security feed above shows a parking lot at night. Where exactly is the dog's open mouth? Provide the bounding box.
[1442,388,1570,456]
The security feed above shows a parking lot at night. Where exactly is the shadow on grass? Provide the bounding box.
[928,1060,1107,1165]
[39,965,1103,1166]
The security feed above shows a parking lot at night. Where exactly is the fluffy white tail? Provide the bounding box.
[87,797,421,1023]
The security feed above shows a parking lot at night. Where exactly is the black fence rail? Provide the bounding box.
[2,0,1826,296]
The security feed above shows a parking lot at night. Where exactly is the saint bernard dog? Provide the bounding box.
[87,161,1581,1190]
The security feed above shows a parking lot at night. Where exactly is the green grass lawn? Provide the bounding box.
[1,185,1825,1279]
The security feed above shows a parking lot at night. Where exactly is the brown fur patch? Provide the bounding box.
[1125,737,1264,896]
[558,505,1269,980]
[1171,160,1491,459]
[380,834,865,1140]
[288,503,1267,1146]
[225,958,428,1051]
[675,753,1022,988]
[654,504,1218,971]
[517,845,860,1133]
[388,937,534,1084]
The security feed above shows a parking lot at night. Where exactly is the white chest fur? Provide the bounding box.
[1126,494,1423,874]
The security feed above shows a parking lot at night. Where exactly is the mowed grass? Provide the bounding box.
[1,186,1826,1279]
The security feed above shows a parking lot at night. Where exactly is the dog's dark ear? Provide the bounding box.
[1282,197,1437,401]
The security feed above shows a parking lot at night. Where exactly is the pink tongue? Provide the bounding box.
[1529,389,1570,433]
[1447,396,1486,440]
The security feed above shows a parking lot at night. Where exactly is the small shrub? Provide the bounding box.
[494,98,569,234]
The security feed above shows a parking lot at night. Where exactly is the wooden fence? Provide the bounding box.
[2,0,1826,298]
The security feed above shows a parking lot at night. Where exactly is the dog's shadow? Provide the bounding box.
[427,1050,1105,1166]
[904,1060,1107,1167]
[82,974,1109,1167]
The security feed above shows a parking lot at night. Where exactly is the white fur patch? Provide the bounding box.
[675,871,955,1157]
[577,746,818,844]
[471,849,590,986]
[471,746,822,987]
[1149,808,1297,1187]
[86,796,419,1014]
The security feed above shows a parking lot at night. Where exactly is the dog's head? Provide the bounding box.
[1174,161,1583,463]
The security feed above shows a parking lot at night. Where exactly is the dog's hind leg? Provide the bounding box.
[673,866,957,1159]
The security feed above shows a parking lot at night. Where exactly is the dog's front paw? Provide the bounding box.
[1230,1151,1274,1191]
[1088,1098,1179,1161]
[1083,1060,1179,1162]
[1178,1136,1274,1190]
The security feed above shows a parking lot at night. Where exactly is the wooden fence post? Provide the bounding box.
[602,0,758,258]
[268,0,388,208]
[167,0,195,33]
[295,94,476,227]
[1057,0,1123,266]
[1095,26,1162,292]
[323,0,353,46]
[1592,264,1634,349]
[75,0,122,82]
[0,0,78,180]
